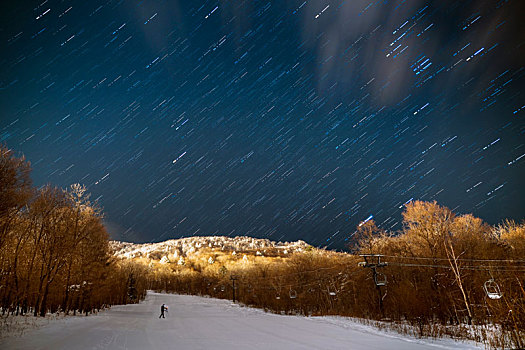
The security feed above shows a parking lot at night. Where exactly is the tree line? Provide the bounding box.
[0,146,147,317]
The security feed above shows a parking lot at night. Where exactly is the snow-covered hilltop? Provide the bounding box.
[110,236,313,260]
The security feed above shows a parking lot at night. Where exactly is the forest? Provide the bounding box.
[1,145,524,348]
[0,146,147,317]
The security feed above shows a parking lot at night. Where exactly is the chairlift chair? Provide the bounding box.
[374,272,387,287]
[483,279,502,300]
[289,289,297,299]
[275,286,281,300]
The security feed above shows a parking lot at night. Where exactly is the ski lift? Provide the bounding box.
[276,293,281,300]
[374,272,387,287]
[220,285,225,292]
[483,279,502,300]
[289,289,297,299]
[359,254,388,268]
[327,287,337,296]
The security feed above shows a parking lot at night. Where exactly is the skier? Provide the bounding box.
[159,303,168,318]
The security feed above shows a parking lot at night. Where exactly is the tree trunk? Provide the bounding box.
[34,261,47,316]
[62,261,73,313]
[445,240,472,324]
[39,282,50,317]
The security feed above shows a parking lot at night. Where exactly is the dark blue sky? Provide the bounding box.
[1,0,523,248]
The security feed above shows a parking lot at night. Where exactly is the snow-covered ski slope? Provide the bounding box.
[1,292,481,350]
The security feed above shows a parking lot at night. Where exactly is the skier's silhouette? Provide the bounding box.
[159,304,168,318]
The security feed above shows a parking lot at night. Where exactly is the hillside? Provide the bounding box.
[110,235,314,262]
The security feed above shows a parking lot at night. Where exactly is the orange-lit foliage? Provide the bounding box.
[0,145,147,317]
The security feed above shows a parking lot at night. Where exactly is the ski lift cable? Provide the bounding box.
[237,275,351,290]
[387,262,525,272]
[234,272,355,291]
[230,263,523,290]
[213,260,522,294]
[244,265,352,282]
[227,262,521,294]
[219,262,522,289]
[381,255,525,263]
[388,262,525,271]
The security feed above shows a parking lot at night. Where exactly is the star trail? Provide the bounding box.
[0,0,523,248]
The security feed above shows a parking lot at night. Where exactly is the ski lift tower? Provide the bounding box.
[359,254,388,315]
[230,275,238,303]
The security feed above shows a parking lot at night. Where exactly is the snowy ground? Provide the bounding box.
[0,292,483,350]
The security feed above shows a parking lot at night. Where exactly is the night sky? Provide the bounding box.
[1,0,523,249]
